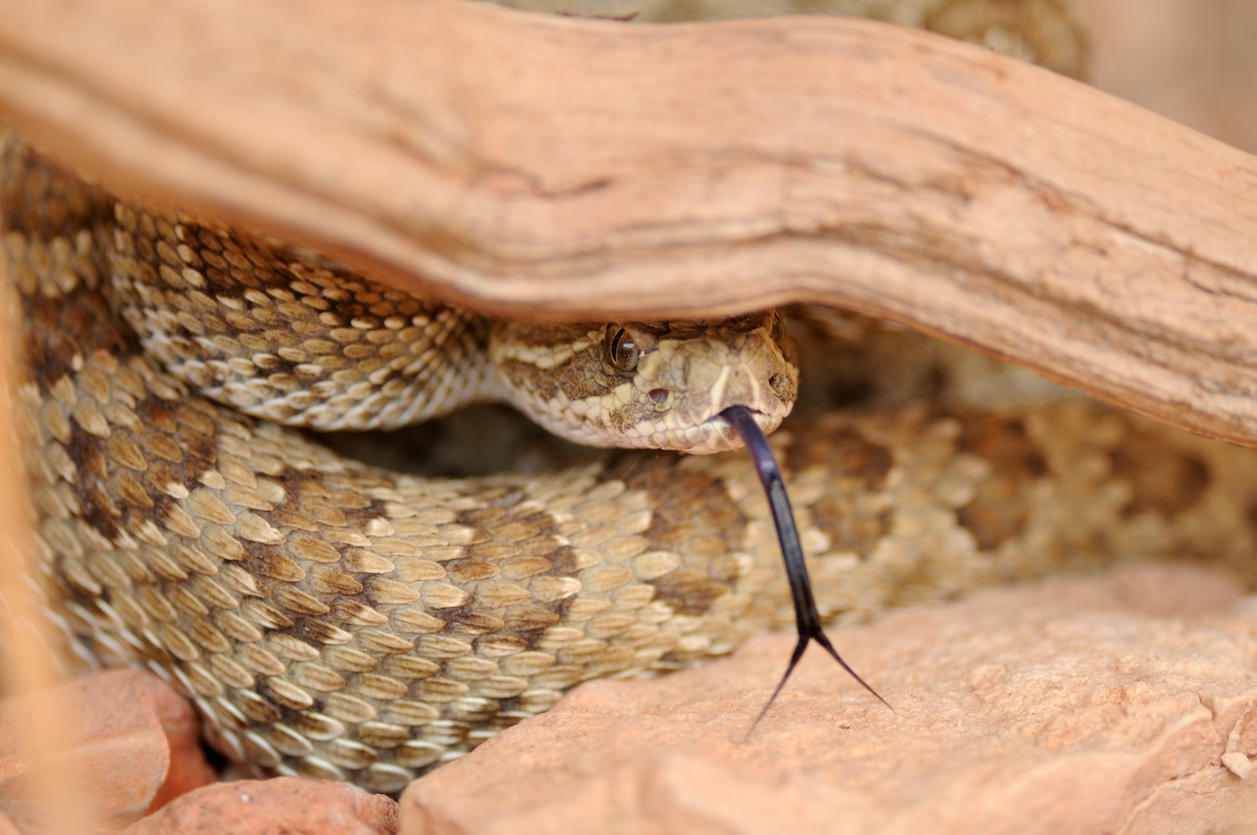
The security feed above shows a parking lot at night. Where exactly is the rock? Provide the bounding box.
[122,778,398,835]
[130,672,220,815]
[400,563,1257,835]
[0,668,215,831]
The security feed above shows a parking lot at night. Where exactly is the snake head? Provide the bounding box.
[490,310,798,453]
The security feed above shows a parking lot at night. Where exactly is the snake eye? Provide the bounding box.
[605,327,640,373]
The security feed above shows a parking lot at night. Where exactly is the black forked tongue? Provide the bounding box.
[719,405,894,734]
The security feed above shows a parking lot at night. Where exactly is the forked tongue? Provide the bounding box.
[719,405,893,733]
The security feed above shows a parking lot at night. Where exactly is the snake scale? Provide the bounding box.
[5,0,1257,796]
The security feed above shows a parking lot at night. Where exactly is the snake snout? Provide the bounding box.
[654,327,798,455]
[704,334,798,419]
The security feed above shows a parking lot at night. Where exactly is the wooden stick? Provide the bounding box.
[0,195,94,835]
[1,0,1256,446]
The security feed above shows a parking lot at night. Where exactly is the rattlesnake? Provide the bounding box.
[6,0,1257,797]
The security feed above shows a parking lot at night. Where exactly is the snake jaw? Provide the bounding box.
[688,407,779,455]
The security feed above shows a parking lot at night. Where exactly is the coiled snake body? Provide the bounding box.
[6,3,1257,795]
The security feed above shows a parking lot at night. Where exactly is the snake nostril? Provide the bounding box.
[768,374,784,396]
[649,388,669,404]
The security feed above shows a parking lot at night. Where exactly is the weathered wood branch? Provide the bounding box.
[2,0,1257,445]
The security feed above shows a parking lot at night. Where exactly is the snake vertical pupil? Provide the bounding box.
[606,327,640,373]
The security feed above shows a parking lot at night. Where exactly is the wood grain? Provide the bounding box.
[1,0,1256,445]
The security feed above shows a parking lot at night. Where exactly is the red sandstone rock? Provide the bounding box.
[131,672,220,815]
[0,668,215,831]
[122,778,398,835]
[400,563,1257,835]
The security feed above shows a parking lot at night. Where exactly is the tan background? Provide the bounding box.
[1087,0,1257,153]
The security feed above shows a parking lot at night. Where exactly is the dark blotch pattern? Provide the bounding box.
[788,427,893,558]
[954,414,1047,552]
[1110,429,1211,520]
[616,453,743,618]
